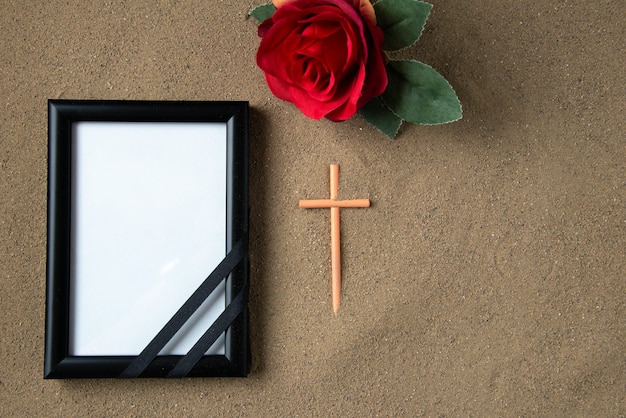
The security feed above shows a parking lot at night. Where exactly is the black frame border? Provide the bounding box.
[44,100,249,378]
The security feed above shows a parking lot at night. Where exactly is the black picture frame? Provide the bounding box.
[45,100,249,378]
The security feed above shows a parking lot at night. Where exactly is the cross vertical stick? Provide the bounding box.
[330,164,341,314]
[299,164,370,314]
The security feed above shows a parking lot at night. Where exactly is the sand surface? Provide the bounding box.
[1,0,624,415]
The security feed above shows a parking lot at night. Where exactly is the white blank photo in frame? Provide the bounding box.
[45,100,250,378]
[70,122,227,356]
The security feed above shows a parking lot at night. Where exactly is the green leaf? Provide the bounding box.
[359,97,403,139]
[374,0,432,51]
[249,3,276,23]
[382,60,462,125]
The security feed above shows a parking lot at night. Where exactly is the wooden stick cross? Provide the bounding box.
[299,164,370,314]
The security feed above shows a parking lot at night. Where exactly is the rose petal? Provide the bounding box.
[274,0,375,25]
[357,24,387,106]
[301,20,340,38]
[272,0,296,8]
[351,0,376,26]
[326,63,366,121]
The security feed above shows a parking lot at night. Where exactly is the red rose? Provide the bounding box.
[256,0,387,121]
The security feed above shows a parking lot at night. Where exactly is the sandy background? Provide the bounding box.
[1,0,624,416]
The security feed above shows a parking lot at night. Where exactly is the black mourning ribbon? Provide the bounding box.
[119,238,248,378]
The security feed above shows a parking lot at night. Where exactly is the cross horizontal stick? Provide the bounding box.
[299,164,370,314]
[299,199,371,209]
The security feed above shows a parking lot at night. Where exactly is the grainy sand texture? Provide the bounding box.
[1,0,624,415]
